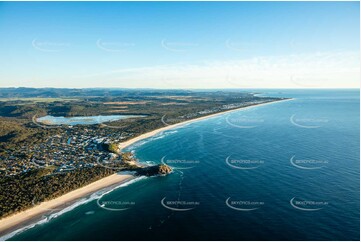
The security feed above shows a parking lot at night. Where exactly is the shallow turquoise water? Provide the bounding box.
[10,89,360,240]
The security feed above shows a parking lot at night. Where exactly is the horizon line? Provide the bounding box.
[0,87,359,90]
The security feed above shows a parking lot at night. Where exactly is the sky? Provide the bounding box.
[0,1,359,89]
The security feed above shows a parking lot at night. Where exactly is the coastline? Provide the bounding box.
[0,98,291,239]
[119,98,292,151]
[0,174,134,238]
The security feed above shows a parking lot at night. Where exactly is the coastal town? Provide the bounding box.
[0,126,135,176]
[0,98,275,177]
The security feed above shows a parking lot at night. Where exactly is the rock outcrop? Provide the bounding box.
[136,164,172,176]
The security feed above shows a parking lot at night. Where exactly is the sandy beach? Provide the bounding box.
[0,98,290,239]
[0,174,134,238]
[119,99,291,150]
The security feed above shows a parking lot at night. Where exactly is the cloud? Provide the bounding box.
[71,51,359,89]
[35,51,360,88]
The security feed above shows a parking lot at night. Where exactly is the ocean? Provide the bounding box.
[8,89,360,241]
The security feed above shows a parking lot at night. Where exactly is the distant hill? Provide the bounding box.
[0,88,251,99]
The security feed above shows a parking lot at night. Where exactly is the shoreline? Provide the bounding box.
[0,98,291,239]
[0,174,134,238]
[118,98,292,151]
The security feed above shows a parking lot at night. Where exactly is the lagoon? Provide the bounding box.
[36,115,145,126]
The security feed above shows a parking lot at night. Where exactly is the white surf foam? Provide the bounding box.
[0,176,146,240]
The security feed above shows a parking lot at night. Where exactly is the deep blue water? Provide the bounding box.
[9,89,360,241]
